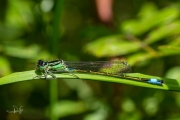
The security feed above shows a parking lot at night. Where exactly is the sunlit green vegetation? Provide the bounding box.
[1,0,180,120]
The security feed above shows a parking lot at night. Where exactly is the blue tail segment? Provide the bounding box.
[146,78,164,85]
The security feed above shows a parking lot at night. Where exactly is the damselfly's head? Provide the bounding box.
[34,59,48,76]
[37,59,48,68]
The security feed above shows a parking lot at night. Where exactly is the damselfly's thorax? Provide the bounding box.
[48,59,64,66]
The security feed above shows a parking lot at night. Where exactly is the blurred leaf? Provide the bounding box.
[158,45,180,56]
[6,0,34,29]
[154,5,179,24]
[0,56,12,76]
[121,4,179,36]
[63,79,93,99]
[138,2,158,18]
[166,66,180,80]
[127,52,152,65]
[4,44,40,59]
[128,46,180,65]
[121,3,158,35]
[53,100,86,118]
[84,35,141,57]
[118,111,141,120]
[0,70,180,91]
[84,100,108,120]
[121,20,138,34]
[146,21,180,44]
[169,36,180,46]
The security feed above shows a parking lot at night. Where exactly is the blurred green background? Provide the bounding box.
[1,0,180,119]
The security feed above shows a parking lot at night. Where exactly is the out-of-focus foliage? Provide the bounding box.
[85,3,180,65]
[1,0,180,120]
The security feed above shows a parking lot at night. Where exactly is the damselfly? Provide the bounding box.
[34,59,164,85]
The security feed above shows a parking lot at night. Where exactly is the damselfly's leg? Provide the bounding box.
[47,70,56,78]
[61,59,82,80]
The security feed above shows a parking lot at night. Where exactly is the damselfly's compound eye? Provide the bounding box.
[37,60,47,67]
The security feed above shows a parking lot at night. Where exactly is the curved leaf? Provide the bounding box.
[0,70,179,91]
[84,35,141,57]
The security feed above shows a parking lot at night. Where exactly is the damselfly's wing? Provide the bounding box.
[64,61,132,75]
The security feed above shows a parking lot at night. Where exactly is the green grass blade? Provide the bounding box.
[0,70,179,91]
[0,70,35,85]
